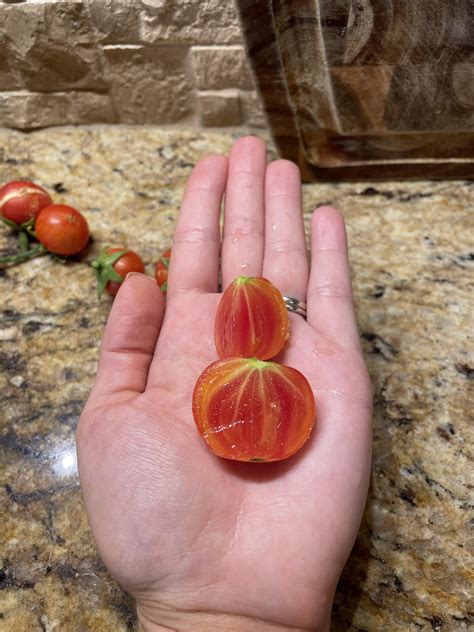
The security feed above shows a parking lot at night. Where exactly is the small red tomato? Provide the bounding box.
[155,247,171,291]
[105,247,145,296]
[192,357,316,462]
[215,276,290,360]
[0,181,53,225]
[35,204,89,256]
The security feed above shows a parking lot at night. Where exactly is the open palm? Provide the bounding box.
[77,137,372,631]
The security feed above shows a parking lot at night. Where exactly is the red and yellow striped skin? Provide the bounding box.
[0,181,52,225]
[215,276,290,360]
[192,358,316,462]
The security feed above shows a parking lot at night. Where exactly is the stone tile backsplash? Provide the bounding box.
[0,0,266,129]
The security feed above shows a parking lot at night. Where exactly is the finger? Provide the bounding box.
[307,207,360,348]
[262,159,308,300]
[168,154,228,297]
[88,273,165,403]
[221,136,267,289]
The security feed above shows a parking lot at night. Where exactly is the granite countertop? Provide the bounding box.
[0,127,472,631]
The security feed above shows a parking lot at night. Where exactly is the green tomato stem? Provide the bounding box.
[247,358,272,370]
[18,231,30,253]
[235,275,250,285]
[0,244,48,268]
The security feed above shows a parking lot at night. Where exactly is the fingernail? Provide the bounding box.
[125,272,157,283]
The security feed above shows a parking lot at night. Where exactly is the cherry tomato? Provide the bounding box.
[0,181,52,225]
[215,276,290,360]
[35,204,89,256]
[155,247,171,291]
[193,357,316,462]
[105,247,145,296]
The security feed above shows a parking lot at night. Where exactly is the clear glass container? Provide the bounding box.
[239,0,474,178]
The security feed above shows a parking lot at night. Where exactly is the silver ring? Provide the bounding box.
[283,296,307,319]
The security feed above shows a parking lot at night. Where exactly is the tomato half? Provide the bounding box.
[192,357,316,462]
[0,181,53,225]
[35,204,89,256]
[105,247,145,296]
[215,276,290,360]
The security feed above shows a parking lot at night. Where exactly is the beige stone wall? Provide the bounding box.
[0,0,267,130]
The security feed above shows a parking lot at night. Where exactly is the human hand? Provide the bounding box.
[77,136,373,631]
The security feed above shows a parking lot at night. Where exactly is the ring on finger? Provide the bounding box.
[283,296,307,319]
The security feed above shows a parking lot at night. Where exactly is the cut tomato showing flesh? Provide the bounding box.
[192,357,316,462]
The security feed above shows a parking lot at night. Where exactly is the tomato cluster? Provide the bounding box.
[0,180,91,264]
[90,246,170,297]
[1,182,315,462]
[0,179,171,297]
[193,276,316,463]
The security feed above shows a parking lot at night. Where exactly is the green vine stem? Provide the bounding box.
[0,244,48,268]
[18,231,30,253]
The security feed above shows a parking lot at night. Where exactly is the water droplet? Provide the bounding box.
[240,263,248,271]
[272,224,277,231]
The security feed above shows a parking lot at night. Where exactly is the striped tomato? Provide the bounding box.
[0,181,52,225]
[215,276,289,360]
[192,357,316,462]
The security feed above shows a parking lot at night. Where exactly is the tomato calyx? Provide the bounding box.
[160,253,170,268]
[90,246,130,297]
[1,216,34,232]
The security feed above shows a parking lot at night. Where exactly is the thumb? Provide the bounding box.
[88,272,165,405]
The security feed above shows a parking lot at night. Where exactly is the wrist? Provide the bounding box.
[137,600,331,632]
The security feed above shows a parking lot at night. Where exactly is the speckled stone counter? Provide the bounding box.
[0,127,472,631]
